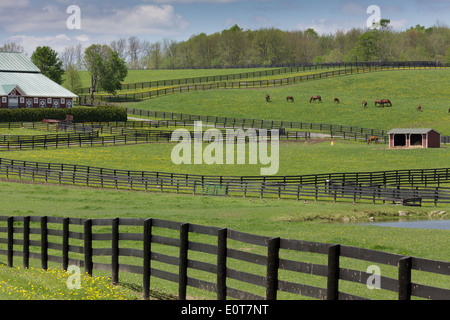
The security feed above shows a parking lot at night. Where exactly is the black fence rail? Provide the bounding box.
[0,157,448,205]
[79,64,447,104]
[0,216,448,300]
[125,108,391,138]
[76,61,445,95]
[0,130,177,151]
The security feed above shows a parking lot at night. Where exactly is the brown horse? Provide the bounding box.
[265,94,271,102]
[417,105,422,112]
[310,95,322,103]
[382,99,392,107]
[367,136,379,144]
[286,96,294,102]
[362,100,368,108]
[334,98,340,104]
[374,99,384,107]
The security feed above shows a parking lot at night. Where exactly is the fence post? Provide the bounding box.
[327,244,340,300]
[111,218,119,285]
[266,237,280,300]
[398,257,412,300]
[217,228,228,300]
[7,217,13,268]
[143,218,153,300]
[62,218,69,271]
[23,216,30,269]
[84,219,93,276]
[41,216,48,270]
[179,223,189,300]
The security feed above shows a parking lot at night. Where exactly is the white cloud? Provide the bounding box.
[295,19,365,35]
[389,18,409,30]
[7,34,73,55]
[81,4,190,36]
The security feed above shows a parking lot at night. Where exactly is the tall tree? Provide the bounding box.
[84,44,128,101]
[63,63,82,94]
[31,46,65,84]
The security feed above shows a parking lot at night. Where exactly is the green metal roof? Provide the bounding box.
[0,52,77,98]
[0,52,40,72]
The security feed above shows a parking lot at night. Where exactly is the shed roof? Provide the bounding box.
[387,128,440,135]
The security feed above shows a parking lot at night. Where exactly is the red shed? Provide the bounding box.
[388,129,441,148]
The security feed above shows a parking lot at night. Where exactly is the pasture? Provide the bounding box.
[2,138,450,178]
[123,69,450,135]
[1,65,449,300]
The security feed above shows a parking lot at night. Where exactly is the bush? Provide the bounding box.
[0,106,127,123]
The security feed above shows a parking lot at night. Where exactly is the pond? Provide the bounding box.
[363,219,450,230]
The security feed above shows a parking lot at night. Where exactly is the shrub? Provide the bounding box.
[0,106,127,123]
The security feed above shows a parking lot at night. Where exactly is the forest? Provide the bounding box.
[58,22,450,70]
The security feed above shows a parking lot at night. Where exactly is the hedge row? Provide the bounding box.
[0,106,128,123]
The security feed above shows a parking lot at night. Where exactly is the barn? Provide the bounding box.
[388,128,441,148]
[0,52,77,109]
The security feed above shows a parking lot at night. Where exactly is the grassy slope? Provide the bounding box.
[3,139,449,177]
[123,69,450,135]
[66,68,280,89]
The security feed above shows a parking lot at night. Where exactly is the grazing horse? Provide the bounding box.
[266,94,271,102]
[334,98,340,104]
[374,99,384,107]
[382,99,392,107]
[286,96,294,102]
[417,105,422,112]
[367,136,379,144]
[310,95,322,103]
[362,100,368,108]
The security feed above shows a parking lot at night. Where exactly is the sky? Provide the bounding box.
[0,0,449,55]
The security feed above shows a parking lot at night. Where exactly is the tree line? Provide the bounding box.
[60,22,450,70]
[1,22,449,97]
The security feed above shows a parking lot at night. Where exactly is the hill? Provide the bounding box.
[123,68,450,135]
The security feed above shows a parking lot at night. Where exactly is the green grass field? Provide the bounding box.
[68,68,281,90]
[3,139,449,177]
[2,67,449,300]
[123,69,450,135]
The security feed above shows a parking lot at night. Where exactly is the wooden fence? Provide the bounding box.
[0,158,448,206]
[78,64,447,103]
[0,216,448,300]
[125,108,391,138]
[76,61,445,95]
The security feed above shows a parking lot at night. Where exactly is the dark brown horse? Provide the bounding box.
[310,95,322,103]
[417,105,422,112]
[286,96,294,102]
[367,136,379,144]
[362,100,368,108]
[266,94,271,102]
[374,99,384,107]
[334,98,340,104]
[382,99,392,107]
